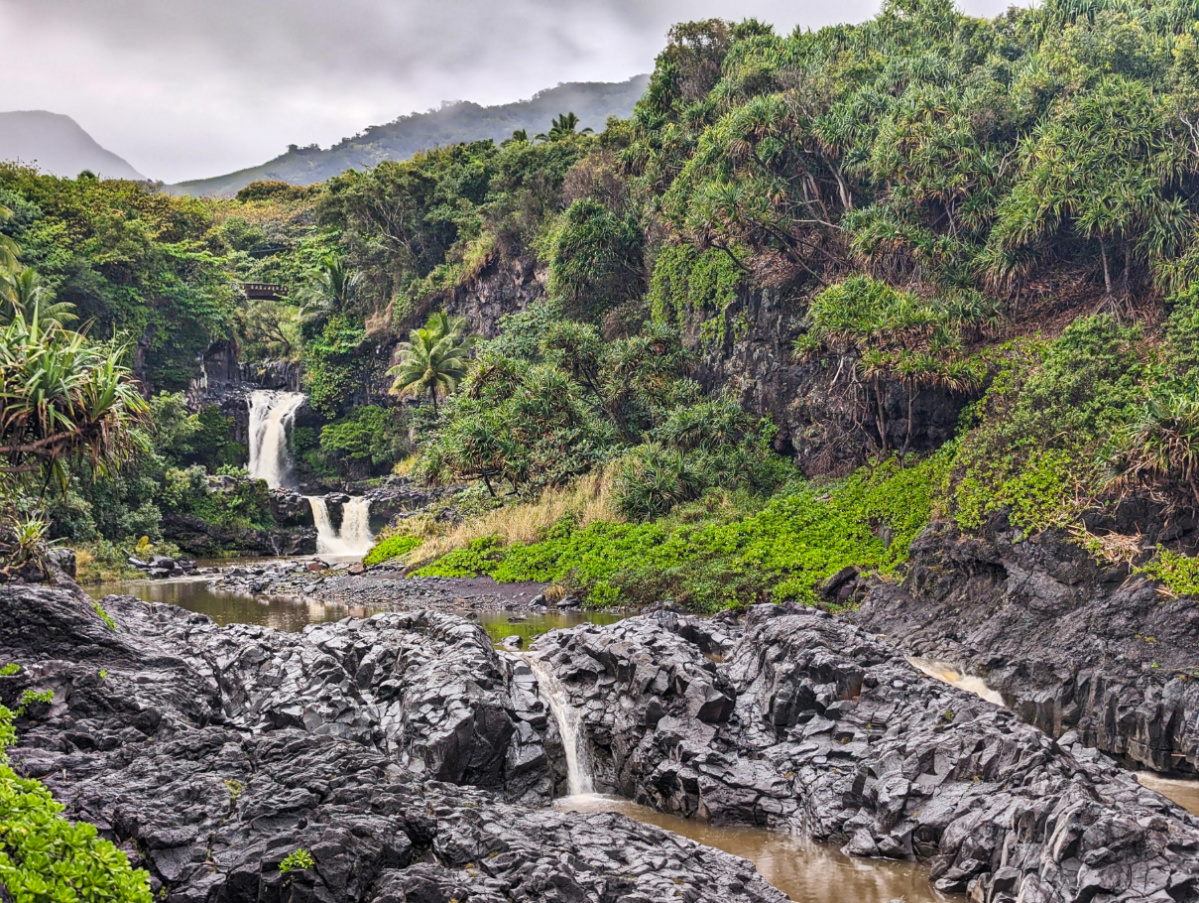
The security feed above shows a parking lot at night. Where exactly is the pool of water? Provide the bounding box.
[558,794,950,903]
[92,574,622,645]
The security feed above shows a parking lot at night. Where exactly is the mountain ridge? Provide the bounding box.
[0,110,146,181]
[168,75,649,197]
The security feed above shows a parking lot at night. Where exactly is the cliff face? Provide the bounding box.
[683,285,971,473]
[434,256,548,339]
[853,510,1199,776]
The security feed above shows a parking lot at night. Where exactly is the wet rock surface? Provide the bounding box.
[853,518,1199,777]
[0,584,785,903]
[530,606,1199,902]
[213,563,551,614]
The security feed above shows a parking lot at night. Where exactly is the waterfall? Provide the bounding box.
[248,390,306,490]
[246,390,375,559]
[307,496,374,558]
[526,654,594,796]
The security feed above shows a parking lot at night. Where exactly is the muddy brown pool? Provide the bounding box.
[558,794,951,903]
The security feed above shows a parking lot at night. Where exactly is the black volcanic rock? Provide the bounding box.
[853,516,1199,776]
[0,585,785,903]
[528,606,1199,902]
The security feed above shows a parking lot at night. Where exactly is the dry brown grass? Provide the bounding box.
[405,466,621,568]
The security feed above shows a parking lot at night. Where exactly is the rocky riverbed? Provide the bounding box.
[854,517,1199,778]
[531,607,1199,901]
[1,585,785,903]
[5,582,1199,902]
[211,559,568,614]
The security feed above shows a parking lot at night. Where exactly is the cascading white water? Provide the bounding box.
[248,390,306,490]
[307,496,374,558]
[247,390,375,558]
[526,654,594,796]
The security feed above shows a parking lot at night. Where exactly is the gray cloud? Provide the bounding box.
[0,0,1018,182]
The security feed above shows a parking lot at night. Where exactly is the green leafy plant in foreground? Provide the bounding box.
[0,703,153,903]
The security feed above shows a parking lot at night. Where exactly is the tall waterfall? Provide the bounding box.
[308,496,374,558]
[246,390,374,558]
[526,655,594,796]
[248,391,305,490]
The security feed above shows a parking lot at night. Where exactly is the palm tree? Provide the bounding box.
[0,268,77,331]
[0,205,18,276]
[534,112,594,142]
[502,129,530,147]
[388,312,473,413]
[299,255,360,328]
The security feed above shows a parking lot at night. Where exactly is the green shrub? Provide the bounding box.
[951,316,1153,533]
[418,455,943,611]
[1137,550,1199,598]
[363,535,423,566]
[320,406,410,476]
[279,849,314,873]
[0,704,153,903]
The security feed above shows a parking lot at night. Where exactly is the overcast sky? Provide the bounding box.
[1,0,1021,183]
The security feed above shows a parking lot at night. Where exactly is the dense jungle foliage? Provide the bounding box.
[5,0,1199,606]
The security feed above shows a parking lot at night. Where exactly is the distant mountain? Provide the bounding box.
[171,76,649,198]
[0,111,146,181]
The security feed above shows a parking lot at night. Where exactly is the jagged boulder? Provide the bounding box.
[0,585,786,903]
[854,515,1199,775]
[528,606,1199,902]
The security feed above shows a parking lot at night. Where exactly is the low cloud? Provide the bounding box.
[0,0,1016,182]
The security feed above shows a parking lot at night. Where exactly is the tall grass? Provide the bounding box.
[405,467,621,568]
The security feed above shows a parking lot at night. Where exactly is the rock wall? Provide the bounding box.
[436,256,548,339]
[854,515,1199,777]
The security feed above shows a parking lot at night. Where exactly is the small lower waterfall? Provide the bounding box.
[307,496,374,558]
[248,390,306,490]
[246,390,374,558]
[526,654,594,796]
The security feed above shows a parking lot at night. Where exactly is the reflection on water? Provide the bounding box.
[92,575,622,644]
[95,577,371,632]
[557,794,950,903]
[1137,773,1199,816]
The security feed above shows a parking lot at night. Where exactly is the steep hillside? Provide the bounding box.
[0,110,146,180]
[171,76,648,197]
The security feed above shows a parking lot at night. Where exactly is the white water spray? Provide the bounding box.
[248,390,305,490]
[526,654,594,796]
[308,496,374,558]
[247,390,374,558]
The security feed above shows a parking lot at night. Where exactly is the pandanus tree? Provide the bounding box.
[388,312,472,413]
[0,306,147,483]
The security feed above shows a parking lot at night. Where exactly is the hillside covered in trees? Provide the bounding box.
[5,0,1199,604]
[170,77,649,197]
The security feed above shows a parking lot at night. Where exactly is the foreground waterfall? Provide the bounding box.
[308,496,374,558]
[248,390,306,490]
[526,654,594,795]
[247,390,374,557]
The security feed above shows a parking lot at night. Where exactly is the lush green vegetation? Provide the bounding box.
[7,0,1199,599]
[417,456,942,610]
[0,703,153,903]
